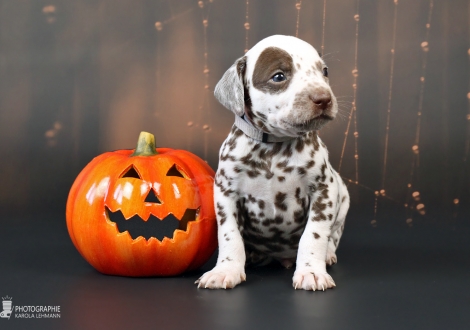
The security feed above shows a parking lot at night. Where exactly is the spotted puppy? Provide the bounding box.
[196,35,349,291]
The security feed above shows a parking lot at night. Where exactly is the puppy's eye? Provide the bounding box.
[272,73,286,82]
[323,67,329,77]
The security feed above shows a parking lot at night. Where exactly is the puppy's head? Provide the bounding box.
[215,35,337,137]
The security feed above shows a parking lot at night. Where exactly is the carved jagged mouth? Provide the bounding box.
[106,206,199,241]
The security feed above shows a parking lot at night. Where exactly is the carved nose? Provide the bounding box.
[310,91,332,110]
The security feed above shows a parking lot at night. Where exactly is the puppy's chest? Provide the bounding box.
[234,143,318,200]
[224,137,327,257]
[239,171,311,258]
[240,176,310,238]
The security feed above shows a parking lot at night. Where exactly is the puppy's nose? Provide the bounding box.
[310,90,332,111]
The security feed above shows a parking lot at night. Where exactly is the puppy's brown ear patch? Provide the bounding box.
[252,47,294,94]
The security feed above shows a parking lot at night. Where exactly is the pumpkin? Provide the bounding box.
[66,131,217,276]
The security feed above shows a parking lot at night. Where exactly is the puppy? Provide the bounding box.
[196,35,349,290]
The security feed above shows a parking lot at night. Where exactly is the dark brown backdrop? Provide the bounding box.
[0,0,469,224]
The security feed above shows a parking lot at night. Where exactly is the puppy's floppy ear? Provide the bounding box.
[214,56,247,116]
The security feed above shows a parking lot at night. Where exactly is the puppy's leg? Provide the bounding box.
[326,233,339,266]
[293,218,336,291]
[325,221,346,266]
[195,190,246,289]
[326,191,349,266]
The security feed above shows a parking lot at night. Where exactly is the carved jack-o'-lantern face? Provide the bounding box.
[66,132,217,277]
[105,159,201,241]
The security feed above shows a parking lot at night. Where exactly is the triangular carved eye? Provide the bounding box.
[121,165,141,179]
[166,164,185,178]
[144,190,161,204]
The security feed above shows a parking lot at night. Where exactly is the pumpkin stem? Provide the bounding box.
[131,131,159,157]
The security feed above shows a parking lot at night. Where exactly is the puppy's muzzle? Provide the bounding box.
[308,88,335,121]
[310,90,332,112]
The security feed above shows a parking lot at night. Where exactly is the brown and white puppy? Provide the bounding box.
[196,35,349,290]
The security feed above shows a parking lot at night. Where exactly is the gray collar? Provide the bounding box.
[234,115,297,143]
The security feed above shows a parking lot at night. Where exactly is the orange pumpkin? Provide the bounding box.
[66,132,217,276]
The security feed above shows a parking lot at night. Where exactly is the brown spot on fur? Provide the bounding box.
[297,167,306,176]
[318,183,329,199]
[227,137,238,151]
[313,233,320,239]
[295,139,305,152]
[247,195,256,203]
[217,202,227,225]
[265,172,274,179]
[276,160,289,169]
[252,47,294,94]
[275,192,288,211]
[283,145,293,157]
[293,210,304,223]
[311,199,328,221]
[252,144,261,152]
[283,167,294,173]
[313,213,327,221]
[312,135,320,151]
[295,187,301,199]
[247,170,261,178]
[266,143,283,157]
[321,163,327,176]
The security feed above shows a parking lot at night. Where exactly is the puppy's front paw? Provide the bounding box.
[292,270,336,291]
[195,267,246,290]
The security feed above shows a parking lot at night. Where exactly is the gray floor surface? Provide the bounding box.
[1,211,469,330]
